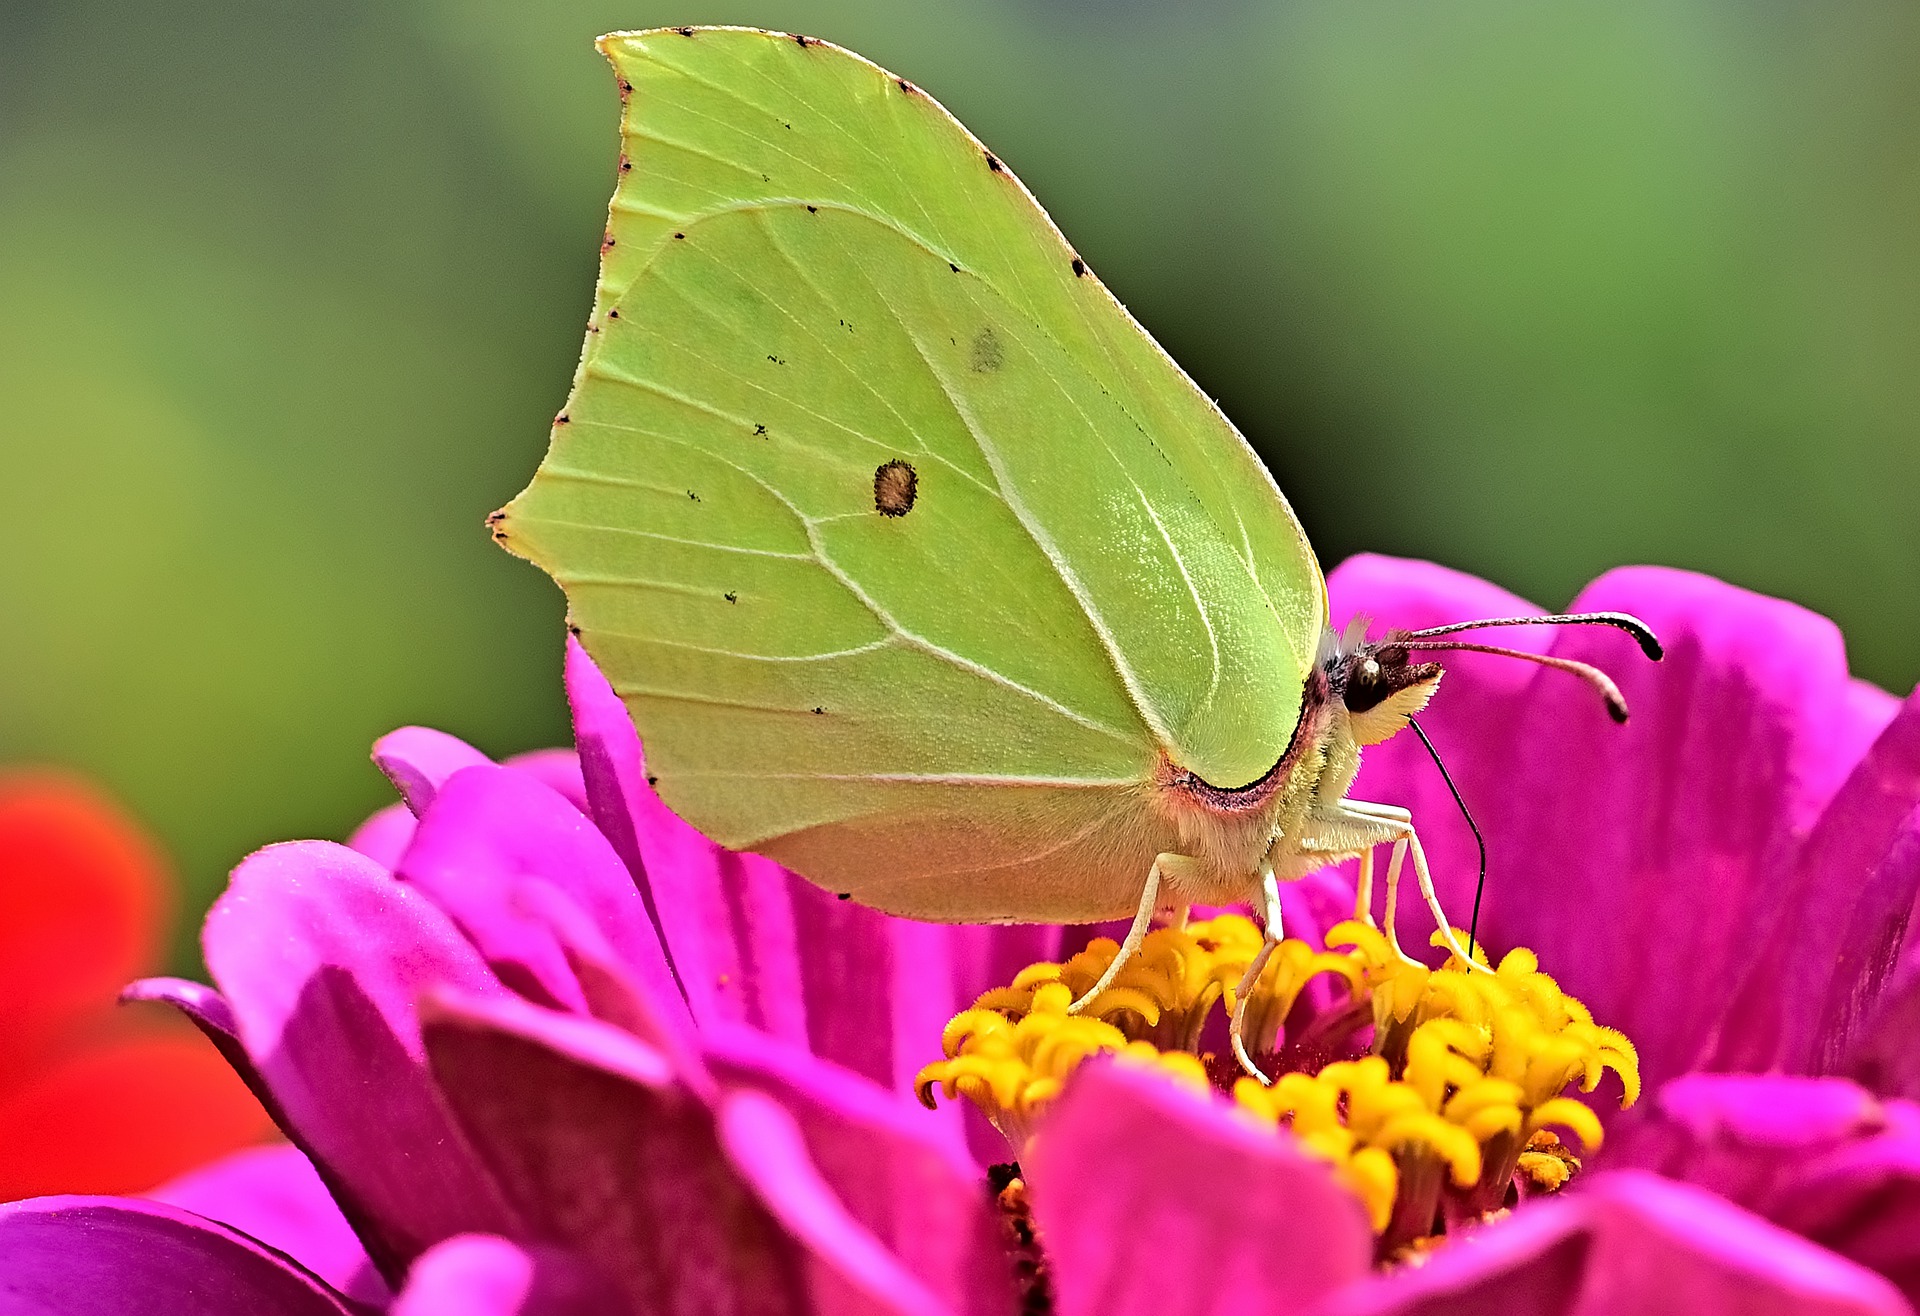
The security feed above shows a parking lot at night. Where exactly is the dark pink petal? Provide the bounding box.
[564,637,690,988]
[397,763,690,1040]
[948,922,1065,1008]
[121,974,407,1284]
[1027,1061,1372,1316]
[1330,556,1899,1096]
[1312,1171,1907,1316]
[0,1195,358,1315]
[1486,568,1890,1090]
[148,1143,388,1305]
[1609,1074,1920,1306]
[372,726,492,816]
[502,749,590,813]
[1771,1106,1920,1307]
[418,990,813,1315]
[564,637,979,1098]
[203,842,521,1282]
[346,801,415,869]
[785,884,979,1100]
[392,1235,621,1316]
[1847,946,1920,1100]
[718,1090,971,1315]
[704,1023,1012,1311]
[1710,693,1920,1075]
[566,639,802,1037]
[1607,1074,1890,1213]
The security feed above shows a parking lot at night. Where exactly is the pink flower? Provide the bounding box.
[2,557,1916,1316]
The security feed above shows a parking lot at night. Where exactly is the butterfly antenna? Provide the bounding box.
[1397,640,1636,723]
[1406,716,1488,960]
[1403,611,1664,661]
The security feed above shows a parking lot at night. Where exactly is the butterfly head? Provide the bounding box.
[1322,609,1665,742]
[1326,631,1444,747]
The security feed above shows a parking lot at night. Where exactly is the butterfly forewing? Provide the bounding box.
[501,28,1325,920]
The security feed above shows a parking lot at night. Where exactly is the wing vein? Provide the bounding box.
[838,249,1173,748]
[1134,486,1222,714]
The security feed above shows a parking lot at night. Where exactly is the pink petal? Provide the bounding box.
[1312,1171,1907,1316]
[704,1023,1012,1311]
[1028,1061,1372,1315]
[1607,1074,1890,1214]
[502,748,590,813]
[565,638,802,1038]
[417,990,813,1314]
[203,842,520,1281]
[392,1235,620,1316]
[346,801,416,869]
[1771,1107,1920,1308]
[1710,692,1920,1074]
[148,1142,387,1305]
[0,1195,359,1315]
[1329,556,1899,1097]
[564,636,983,1101]
[1608,1074,1920,1306]
[718,1090,964,1315]
[371,726,493,816]
[397,763,690,1039]
[1847,942,1920,1100]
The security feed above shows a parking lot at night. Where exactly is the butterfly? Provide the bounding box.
[493,27,1659,1077]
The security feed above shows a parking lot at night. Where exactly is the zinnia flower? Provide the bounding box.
[0,771,273,1201]
[2,556,1917,1316]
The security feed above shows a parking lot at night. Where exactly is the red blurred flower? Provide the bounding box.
[0,771,274,1199]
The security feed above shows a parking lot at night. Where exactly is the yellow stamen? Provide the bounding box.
[915,912,1641,1251]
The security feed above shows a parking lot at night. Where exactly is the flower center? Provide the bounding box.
[916,915,1639,1261]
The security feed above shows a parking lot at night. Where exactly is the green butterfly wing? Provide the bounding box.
[497,28,1325,922]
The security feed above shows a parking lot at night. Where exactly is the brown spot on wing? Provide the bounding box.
[873,460,918,517]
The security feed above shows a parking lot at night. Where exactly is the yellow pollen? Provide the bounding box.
[1515,1129,1583,1192]
[916,914,1641,1252]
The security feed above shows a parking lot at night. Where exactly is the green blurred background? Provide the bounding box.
[4,1,1916,969]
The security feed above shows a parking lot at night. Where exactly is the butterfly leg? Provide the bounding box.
[1353,845,1378,928]
[1404,825,1487,971]
[1379,838,1421,968]
[1067,852,1192,1013]
[1342,800,1488,974]
[1230,862,1285,1084]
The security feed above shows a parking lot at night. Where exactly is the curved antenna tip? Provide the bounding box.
[1586,611,1665,662]
[1404,610,1664,662]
